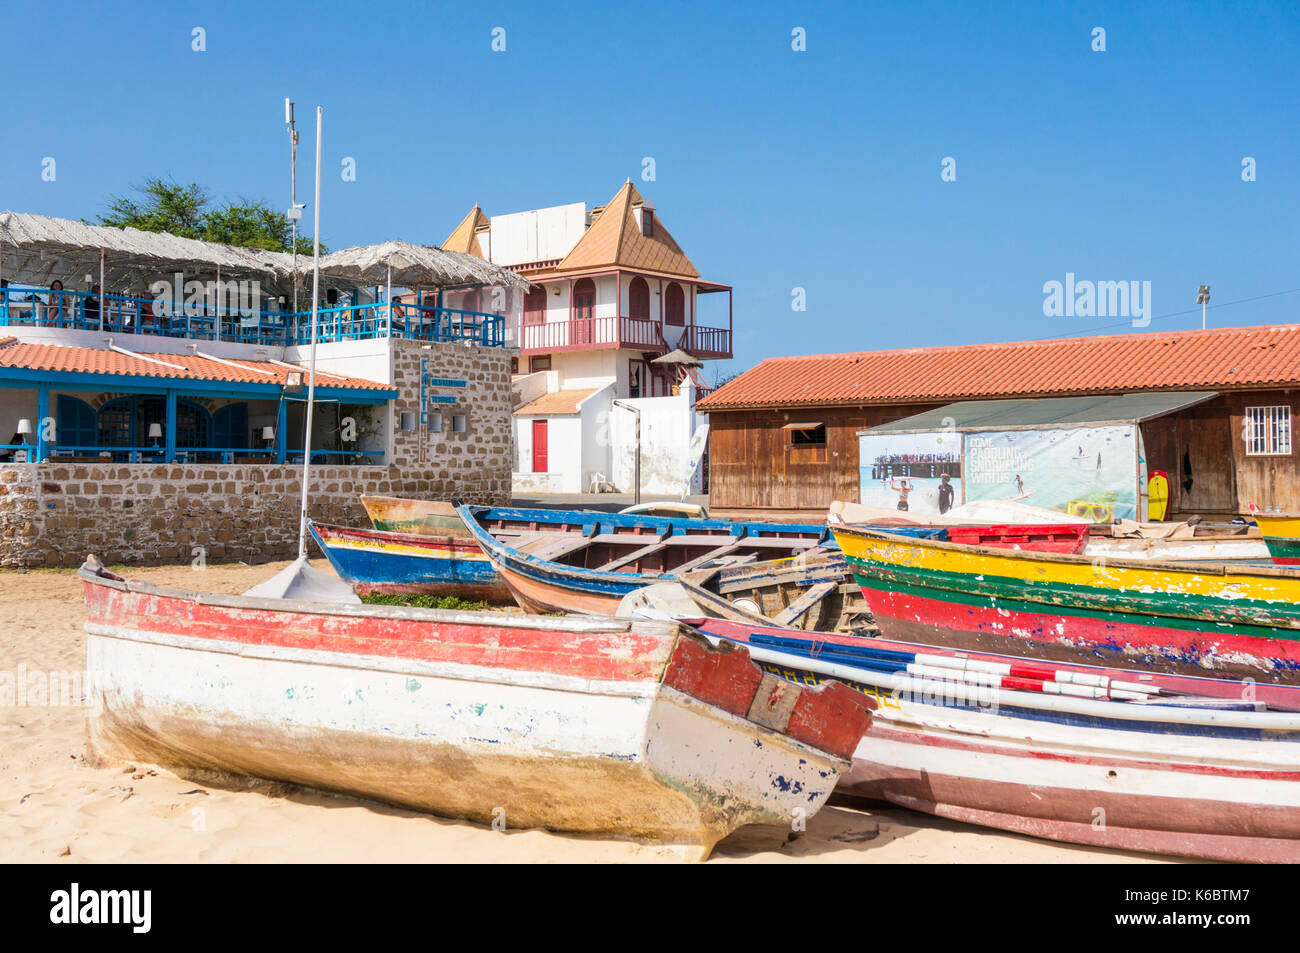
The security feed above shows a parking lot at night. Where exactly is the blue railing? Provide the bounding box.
[0,287,506,349]
[13,444,385,465]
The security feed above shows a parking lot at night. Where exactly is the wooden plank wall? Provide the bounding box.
[713,390,1300,516]
[706,403,941,510]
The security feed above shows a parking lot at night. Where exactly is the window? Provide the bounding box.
[1245,405,1292,456]
[452,414,468,434]
[665,282,684,326]
[641,209,654,237]
[628,277,650,321]
[56,395,96,451]
[629,360,645,398]
[523,286,546,326]
[213,403,249,450]
[529,355,551,373]
[399,411,417,432]
[427,412,443,433]
[789,424,827,446]
[572,278,596,321]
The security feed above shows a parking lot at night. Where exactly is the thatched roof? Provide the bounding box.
[0,211,293,292]
[0,212,527,296]
[311,239,529,291]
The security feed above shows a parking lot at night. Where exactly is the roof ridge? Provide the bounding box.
[756,323,1300,364]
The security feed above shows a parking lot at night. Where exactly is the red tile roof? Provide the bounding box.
[696,324,1300,411]
[0,338,392,391]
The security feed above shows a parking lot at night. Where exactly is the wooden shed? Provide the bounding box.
[696,324,1300,518]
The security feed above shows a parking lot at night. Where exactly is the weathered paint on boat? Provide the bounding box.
[831,524,1300,683]
[308,521,510,601]
[1083,534,1270,562]
[458,502,837,617]
[360,495,470,536]
[79,563,870,860]
[1253,513,1300,566]
[696,618,1300,863]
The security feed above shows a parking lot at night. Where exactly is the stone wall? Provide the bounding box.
[0,339,515,568]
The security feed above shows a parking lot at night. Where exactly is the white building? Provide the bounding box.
[441,182,730,495]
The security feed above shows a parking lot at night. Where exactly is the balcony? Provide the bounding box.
[517,316,732,358]
[677,324,732,360]
[518,315,665,354]
[0,287,507,349]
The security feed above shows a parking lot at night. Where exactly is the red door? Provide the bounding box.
[573,278,596,344]
[532,419,548,473]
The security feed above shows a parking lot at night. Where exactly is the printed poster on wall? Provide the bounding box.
[858,431,963,517]
[963,425,1138,521]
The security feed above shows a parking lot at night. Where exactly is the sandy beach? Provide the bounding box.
[0,560,1165,864]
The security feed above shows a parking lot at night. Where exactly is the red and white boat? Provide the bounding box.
[79,560,870,860]
[695,618,1300,863]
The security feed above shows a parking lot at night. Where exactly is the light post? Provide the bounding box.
[1197,285,1211,330]
[286,98,305,313]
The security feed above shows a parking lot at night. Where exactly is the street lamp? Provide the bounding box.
[1197,285,1211,330]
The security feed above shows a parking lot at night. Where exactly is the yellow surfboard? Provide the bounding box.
[1148,469,1169,521]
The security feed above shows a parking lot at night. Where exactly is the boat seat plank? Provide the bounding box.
[597,532,674,572]
[770,581,838,626]
[671,542,745,574]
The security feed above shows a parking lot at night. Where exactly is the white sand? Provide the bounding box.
[0,561,1162,863]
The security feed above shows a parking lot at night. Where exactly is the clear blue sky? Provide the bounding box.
[4,0,1296,380]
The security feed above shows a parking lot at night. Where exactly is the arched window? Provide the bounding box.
[665,282,685,327]
[56,395,96,452]
[524,285,547,326]
[572,278,596,321]
[628,277,650,321]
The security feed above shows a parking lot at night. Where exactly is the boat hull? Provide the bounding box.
[835,527,1300,683]
[81,570,867,859]
[695,618,1300,863]
[309,521,510,601]
[1254,514,1300,566]
[360,495,470,536]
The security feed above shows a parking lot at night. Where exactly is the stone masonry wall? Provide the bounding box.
[0,339,514,568]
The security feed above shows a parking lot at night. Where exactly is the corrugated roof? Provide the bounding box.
[866,392,1219,434]
[0,338,392,391]
[515,386,605,416]
[697,324,1300,411]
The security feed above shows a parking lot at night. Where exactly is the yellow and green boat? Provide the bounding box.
[831,524,1300,683]
[360,495,471,536]
[1252,511,1300,566]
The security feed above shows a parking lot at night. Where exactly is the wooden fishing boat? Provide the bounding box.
[695,617,1300,863]
[1252,510,1300,566]
[831,524,1300,683]
[79,558,871,860]
[360,495,471,536]
[457,502,838,616]
[308,521,511,602]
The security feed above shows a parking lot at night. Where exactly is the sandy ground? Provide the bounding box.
[0,560,1164,864]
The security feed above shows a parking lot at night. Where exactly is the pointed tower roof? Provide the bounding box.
[442,206,490,257]
[556,183,699,278]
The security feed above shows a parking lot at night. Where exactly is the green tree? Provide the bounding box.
[97,178,323,253]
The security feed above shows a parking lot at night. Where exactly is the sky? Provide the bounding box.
[3,0,1296,380]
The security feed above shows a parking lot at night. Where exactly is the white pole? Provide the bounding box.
[386,264,392,338]
[98,249,105,331]
[296,105,323,561]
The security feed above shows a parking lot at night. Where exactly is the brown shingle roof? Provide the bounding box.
[696,324,1300,411]
[0,338,392,391]
[515,386,605,416]
[557,183,699,278]
[442,206,489,257]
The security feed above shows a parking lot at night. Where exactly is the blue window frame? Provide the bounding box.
[213,403,249,450]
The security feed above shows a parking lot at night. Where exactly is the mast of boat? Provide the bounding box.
[296,105,323,561]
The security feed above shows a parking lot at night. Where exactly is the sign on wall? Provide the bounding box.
[858,431,963,516]
[963,425,1138,521]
